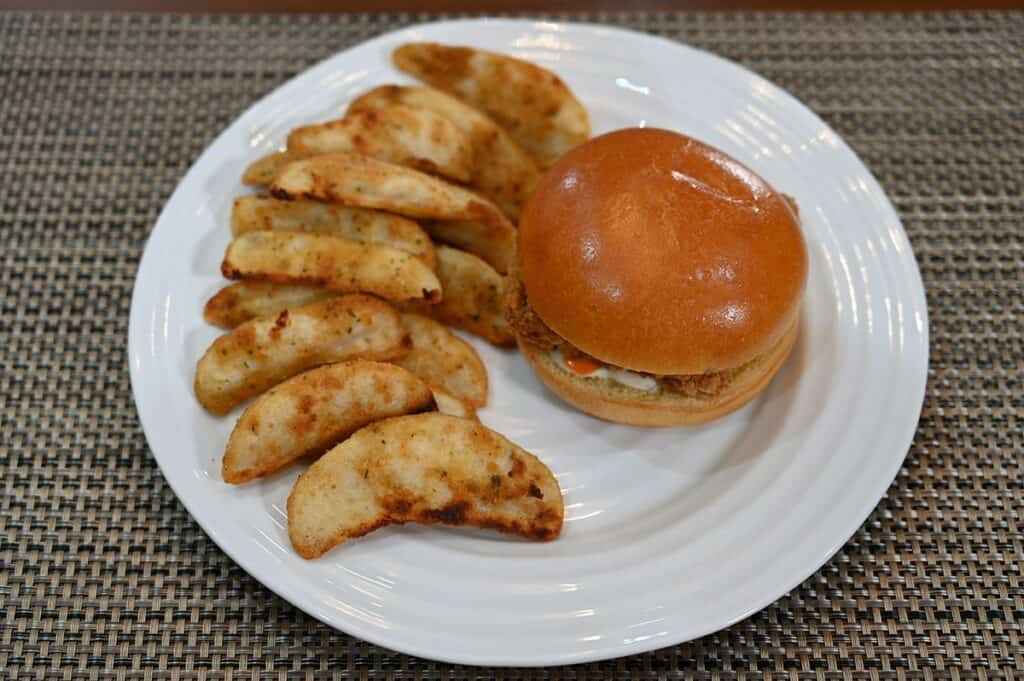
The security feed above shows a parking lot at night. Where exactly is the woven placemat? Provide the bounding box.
[0,10,1021,679]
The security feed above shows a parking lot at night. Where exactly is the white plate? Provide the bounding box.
[128,19,928,667]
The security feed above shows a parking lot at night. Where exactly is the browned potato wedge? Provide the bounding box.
[422,219,515,275]
[222,232,441,304]
[204,287,488,415]
[394,313,488,407]
[194,295,410,415]
[204,282,337,329]
[431,388,478,421]
[349,85,540,221]
[287,413,563,558]
[222,361,436,484]
[242,150,295,186]
[271,152,514,235]
[231,196,435,268]
[402,246,514,347]
[287,105,474,183]
[392,43,590,168]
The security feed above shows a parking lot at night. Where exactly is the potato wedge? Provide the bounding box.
[242,150,295,186]
[422,219,515,275]
[287,105,474,183]
[394,313,488,407]
[402,246,514,347]
[349,85,540,221]
[231,196,435,268]
[204,282,336,329]
[287,413,563,557]
[222,361,436,484]
[195,295,410,415]
[222,231,441,303]
[392,43,590,168]
[431,388,478,421]
[271,152,513,236]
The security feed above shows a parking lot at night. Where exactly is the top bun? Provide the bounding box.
[518,128,807,375]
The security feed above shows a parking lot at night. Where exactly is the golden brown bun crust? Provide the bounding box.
[518,321,798,427]
[518,128,807,375]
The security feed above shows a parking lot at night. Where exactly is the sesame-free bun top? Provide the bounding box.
[518,128,807,376]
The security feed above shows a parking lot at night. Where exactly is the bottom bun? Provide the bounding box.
[519,322,799,427]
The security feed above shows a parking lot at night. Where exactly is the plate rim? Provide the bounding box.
[127,17,930,666]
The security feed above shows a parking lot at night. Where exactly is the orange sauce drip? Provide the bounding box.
[564,353,602,376]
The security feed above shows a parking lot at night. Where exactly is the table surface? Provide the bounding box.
[3,1,1023,11]
[1,10,1022,680]
[6,0,1024,9]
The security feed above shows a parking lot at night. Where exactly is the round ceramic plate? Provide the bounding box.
[128,19,928,666]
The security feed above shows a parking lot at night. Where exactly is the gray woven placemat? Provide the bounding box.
[1,10,1021,679]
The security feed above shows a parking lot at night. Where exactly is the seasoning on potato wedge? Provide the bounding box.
[270,152,513,236]
[222,231,441,303]
[287,413,563,558]
[204,281,337,329]
[349,85,541,221]
[392,43,590,168]
[222,361,436,484]
[195,294,410,415]
[287,105,474,183]
[230,195,435,268]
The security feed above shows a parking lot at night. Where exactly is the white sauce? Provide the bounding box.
[551,350,659,393]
